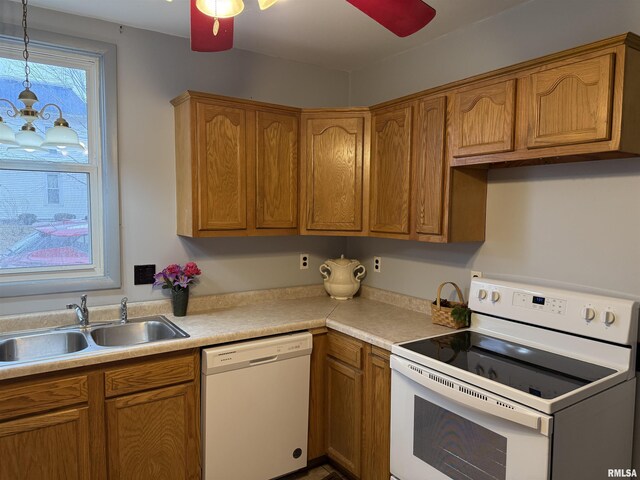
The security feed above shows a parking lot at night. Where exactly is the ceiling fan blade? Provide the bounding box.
[346,0,436,37]
[190,0,234,52]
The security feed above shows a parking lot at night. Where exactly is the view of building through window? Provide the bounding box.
[0,55,93,271]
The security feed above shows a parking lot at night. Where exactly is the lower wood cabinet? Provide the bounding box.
[0,349,200,480]
[326,356,363,476]
[362,347,391,480]
[310,329,391,480]
[0,407,91,480]
[105,381,199,480]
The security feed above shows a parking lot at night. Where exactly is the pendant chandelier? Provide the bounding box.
[0,0,82,152]
[195,0,279,36]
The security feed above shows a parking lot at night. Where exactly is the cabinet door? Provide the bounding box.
[362,348,391,480]
[413,96,446,236]
[304,117,365,231]
[105,384,199,480]
[196,102,247,231]
[370,105,412,234]
[528,54,614,148]
[0,407,91,480]
[256,110,298,229]
[307,328,328,462]
[452,79,515,157]
[326,356,363,477]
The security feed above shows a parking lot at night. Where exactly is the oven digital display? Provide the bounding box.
[532,296,545,305]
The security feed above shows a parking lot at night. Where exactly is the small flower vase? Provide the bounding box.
[171,286,189,317]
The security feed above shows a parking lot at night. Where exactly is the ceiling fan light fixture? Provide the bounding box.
[196,0,245,18]
[258,0,278,10]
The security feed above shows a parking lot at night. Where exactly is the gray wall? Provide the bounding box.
[345,0,640,468]
[347,0,640,302]
[0,1,349,315]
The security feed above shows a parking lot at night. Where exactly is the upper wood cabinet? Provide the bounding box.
[452,79,516,157]
[448,33,640,166]
[413,96,446,236]
[172,91,299,237]
[370,104,413,235]
[196,102,247,231]
[255,110,298,229]
[527,53,614,148]
[300,111,370,235]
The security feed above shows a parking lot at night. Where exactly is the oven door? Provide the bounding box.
[390,355,553,480]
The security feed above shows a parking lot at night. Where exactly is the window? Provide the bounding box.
[46,174,60,204]
[0,28,119,297]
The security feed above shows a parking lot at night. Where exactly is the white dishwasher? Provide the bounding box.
[201,331,313,480]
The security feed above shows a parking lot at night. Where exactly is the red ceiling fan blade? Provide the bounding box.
[190,0,234,52]
[346,0,436,37]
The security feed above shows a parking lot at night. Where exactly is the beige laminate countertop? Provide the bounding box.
[0,295,453,381]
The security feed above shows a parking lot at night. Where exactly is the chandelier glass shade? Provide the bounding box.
[0,0,82,153]
[258,0,278,10]
[195,0,245,18]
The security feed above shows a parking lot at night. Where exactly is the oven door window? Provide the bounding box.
[414,395,506,480]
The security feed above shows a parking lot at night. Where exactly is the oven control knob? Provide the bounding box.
[581,307,596,322]
[490,291,500,303]
[478,289,488,300]
[602,311,616,326]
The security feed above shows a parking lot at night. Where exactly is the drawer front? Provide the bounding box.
[0,375,88,421]
[328,331,364,370]
[105,352,196,398]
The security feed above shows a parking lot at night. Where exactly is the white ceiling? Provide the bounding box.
[16,0,531,71]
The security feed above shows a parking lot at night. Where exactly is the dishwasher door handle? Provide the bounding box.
[249,355,279,366]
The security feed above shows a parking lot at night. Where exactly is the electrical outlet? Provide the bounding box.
[471,270,483,282]
[374,256,382,273]
[300,253,309,270]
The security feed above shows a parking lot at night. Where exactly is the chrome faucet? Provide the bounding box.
[120,297,128,324]
[67,294,89,327]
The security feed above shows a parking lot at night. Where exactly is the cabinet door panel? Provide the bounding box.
[452,79,515,157]
[306,118,364,231]
[326,356,362,477]
[528,54,614,148]
[196,103,247,230]
[363,349,391,480]
[0,407,91,480]
[105,384,199,480]
[414,96,446,235]
[370,106,412,234]
[256,111,298,229]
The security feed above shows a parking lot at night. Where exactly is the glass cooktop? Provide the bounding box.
[399,331,617,399]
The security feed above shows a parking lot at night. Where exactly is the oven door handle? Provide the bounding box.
[392,356,552,436]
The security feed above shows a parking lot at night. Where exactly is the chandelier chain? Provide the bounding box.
[22,0,31,90]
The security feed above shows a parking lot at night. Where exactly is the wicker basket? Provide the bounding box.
[430,282,468,329]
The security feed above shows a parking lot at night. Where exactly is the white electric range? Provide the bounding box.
[390,278,638,480]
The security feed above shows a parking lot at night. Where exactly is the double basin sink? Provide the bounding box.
[0,316,190,365]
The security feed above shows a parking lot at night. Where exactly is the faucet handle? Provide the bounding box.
[120,297,128,323]
[80,294,87,309]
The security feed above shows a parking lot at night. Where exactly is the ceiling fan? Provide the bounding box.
[190,0,437,52]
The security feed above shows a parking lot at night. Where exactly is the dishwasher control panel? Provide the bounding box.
[202,331,313,374]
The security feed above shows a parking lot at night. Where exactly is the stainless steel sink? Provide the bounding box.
[0,331,89,362]
[0,315,189,365]
[90,316,189,347]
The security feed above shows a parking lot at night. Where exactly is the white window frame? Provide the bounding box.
[0,24,120,297]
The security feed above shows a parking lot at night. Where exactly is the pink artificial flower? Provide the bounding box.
[184,262,202,277]
[165,264,181,275]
